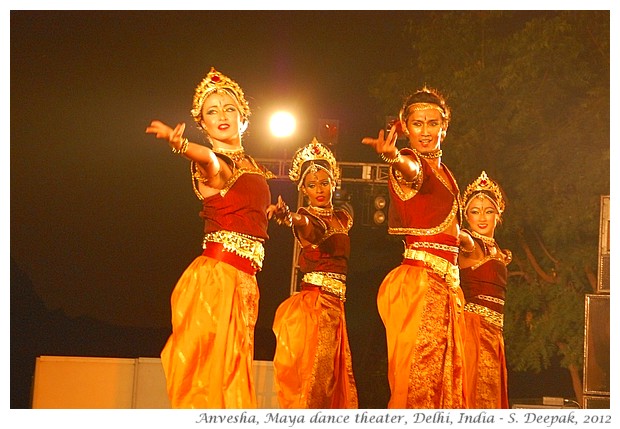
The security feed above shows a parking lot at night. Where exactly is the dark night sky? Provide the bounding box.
[8,8,425,412]
[7,5,618,416]
[10,9,417,330]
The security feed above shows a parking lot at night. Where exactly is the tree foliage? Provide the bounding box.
[370,11,610,396]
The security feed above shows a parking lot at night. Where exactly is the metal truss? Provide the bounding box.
[256,159,389,184]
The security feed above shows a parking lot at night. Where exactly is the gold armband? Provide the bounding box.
[380,150,402,164]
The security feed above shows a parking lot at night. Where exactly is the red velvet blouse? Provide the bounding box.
[387,148,461,235]
[296,208,351,276]
[199,170,271,240]
[459,250,508,315]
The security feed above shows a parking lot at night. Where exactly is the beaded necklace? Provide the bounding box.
[415,149,442,159]
[308,205,334,218]
[470,230,496,247]
[470,230,498,256]
[308,205,348,233]
[213,146,246,163]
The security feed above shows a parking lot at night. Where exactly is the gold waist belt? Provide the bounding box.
[203,230,265,270]
[402,248,460,290]
[302,271,347,302]
[408,241,460,253]
[476,294,505,306]
[464,302,504,328]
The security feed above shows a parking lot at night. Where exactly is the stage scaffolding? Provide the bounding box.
[257,158,390,183]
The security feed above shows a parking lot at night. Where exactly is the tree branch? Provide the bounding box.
[584,264,598,291]
[535,231,560,265]
[520,235,558,283]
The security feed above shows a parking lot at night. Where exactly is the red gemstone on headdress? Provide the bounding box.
[211,75,221,83]
[312,145,321,155]
[480,179,488,186]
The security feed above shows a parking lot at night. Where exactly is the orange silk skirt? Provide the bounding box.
[160,255,259,408]
[272,287,358,408]
[377,264,467,408]
[463,311,508,408]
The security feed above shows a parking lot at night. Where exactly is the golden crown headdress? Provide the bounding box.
[461,171,505,215]
[399,86,450,124]
[289,138,340,189]
[190,67,251,126]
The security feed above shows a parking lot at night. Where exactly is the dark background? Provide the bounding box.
[10,10,579,409]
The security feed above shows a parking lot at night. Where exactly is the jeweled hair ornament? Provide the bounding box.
[399,86,450,126]
[461,171,505,215]
[289,138,340,189]
[191,67,251,127]
[404,102,446,117]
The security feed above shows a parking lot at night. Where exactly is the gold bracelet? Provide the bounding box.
[275,204,293,227]
[459,242,475,253]
[277,212,293,227]
[172,137,189,154]
[380,150,401,164]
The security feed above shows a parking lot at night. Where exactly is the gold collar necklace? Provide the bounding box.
[415,149,442,159]
[213,146,246,163]
[470,230,496,247]
[308,205,334,218]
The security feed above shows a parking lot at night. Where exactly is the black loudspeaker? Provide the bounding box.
[583,395,610,409]
[317,119,339,146]
[597,195,610,293]
[583,294,610,397]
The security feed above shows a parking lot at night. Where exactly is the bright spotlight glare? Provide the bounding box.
[270,111,296,138]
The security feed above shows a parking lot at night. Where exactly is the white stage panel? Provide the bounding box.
[31,356,278,409]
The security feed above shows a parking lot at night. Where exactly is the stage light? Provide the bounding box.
[318,119,339,145]
[270,111,296,138]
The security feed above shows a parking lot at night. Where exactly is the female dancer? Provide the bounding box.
[146,67,275,408]
[271,138,358,408]
[459,171,512,408]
